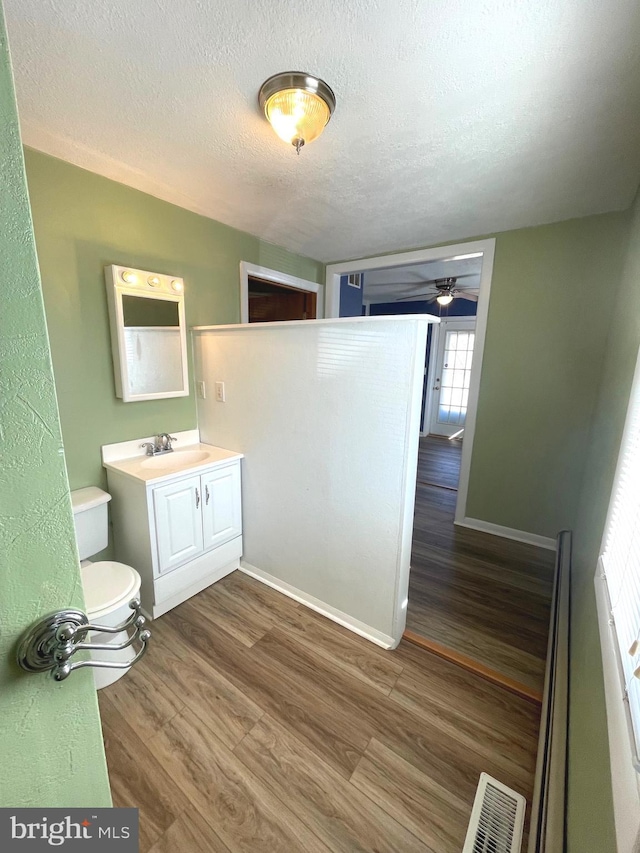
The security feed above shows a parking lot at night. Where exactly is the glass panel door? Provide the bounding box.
[430,323,475,437]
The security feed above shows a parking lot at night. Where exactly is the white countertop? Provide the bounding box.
[103,442,243,485]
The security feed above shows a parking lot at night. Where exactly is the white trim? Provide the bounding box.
[456,516,556,550]
[239,261,323,324]
[325,238,496,524]
[595,564,640,852]
[239,562,396,648]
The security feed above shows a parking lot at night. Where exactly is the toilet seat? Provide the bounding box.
[81,561,140,621]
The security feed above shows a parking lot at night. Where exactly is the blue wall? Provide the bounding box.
[339,274,364,316]
[369,299,477,318]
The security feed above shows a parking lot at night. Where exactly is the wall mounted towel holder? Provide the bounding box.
[16,599,151,681]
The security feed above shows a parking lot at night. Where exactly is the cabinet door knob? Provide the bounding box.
[205,485,210,505]
[195,487,200,509]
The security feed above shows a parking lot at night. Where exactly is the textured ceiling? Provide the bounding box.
[6,0,640,263]
[364,257,482,303]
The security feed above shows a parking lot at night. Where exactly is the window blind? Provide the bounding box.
[601,347,640,766]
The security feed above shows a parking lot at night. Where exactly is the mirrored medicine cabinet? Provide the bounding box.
[105,264,189,402]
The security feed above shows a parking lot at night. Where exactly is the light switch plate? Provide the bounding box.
[197,380,206,399]
[215,381,226,402]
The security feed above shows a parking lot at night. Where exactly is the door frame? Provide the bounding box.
[239,262,323,323]
[324,238,495,526]
[423,315,477,437]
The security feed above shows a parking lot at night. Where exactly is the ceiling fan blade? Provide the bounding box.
[395,292,436,301]
[366,286,421,291]
[457,292,478,302]
[367,272,478,289]
[416,272,478,284]
[366,281,437,289]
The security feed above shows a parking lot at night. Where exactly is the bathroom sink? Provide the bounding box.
[103,441,244,483]
[140,450,210,470]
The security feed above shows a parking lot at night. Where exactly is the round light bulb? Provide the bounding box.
[171,280,183,292]
[148,276,160,287]
[437,293,454,306]
[121,270,137,284]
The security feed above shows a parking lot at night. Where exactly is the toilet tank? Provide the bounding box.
[71,487,112,560]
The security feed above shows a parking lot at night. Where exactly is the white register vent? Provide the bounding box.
[462,773,526,853]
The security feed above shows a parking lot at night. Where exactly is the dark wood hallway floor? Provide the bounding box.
[100,571,540,852]
[406,436,554,695]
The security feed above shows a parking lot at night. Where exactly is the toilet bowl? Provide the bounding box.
[71,487,142,690]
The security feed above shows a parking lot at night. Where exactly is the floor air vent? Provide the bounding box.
[462,773,526,853]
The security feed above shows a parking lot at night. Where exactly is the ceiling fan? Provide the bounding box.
[393,276,479,305]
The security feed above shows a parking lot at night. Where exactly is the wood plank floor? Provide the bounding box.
[100,571,541,853]
[416,434,463,490]
[407,435,554,694]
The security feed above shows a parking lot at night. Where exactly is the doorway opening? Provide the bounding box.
[325,240,489,521]
[248,277,317,323]
[325,241,556,701]
[427,318,476,439]
[239,261,322,324]
[419,315,476,491]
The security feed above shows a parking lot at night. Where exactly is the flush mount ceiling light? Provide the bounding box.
[259,72,336,154]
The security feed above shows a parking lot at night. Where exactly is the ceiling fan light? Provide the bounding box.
[437,293,454,306]
[259,72,335,153]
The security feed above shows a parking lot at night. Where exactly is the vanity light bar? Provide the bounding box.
[117,267,185,293]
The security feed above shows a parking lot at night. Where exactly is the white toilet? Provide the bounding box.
[71,486,142,690]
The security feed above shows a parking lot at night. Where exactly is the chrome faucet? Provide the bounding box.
[140,434,177,456]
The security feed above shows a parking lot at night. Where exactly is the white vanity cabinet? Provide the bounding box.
[200,465,242,551]
[153,465,242,574]
[103,441,243,619]
[153,474,204,573]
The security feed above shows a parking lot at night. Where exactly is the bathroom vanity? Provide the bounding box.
[102,430,243,618]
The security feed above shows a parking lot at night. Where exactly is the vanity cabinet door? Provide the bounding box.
[201,463,242,552]
[153,474,204,573]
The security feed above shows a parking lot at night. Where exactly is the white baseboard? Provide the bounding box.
[456,517,557,551]
[239,562,396,649]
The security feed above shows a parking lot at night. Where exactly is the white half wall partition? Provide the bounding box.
[192,316,435,647]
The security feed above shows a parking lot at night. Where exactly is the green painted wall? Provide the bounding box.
[466,213,629,536]
[566,191,640,851]
[24,148,324,498]
[0,6,111,807]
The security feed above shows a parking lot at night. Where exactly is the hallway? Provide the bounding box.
[406,436,554,697]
